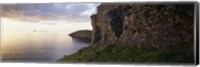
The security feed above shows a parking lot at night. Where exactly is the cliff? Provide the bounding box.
[69,30,92,43]
[59,3,195,63]
[91,3,194,48]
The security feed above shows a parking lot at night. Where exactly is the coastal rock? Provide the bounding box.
[91,3,194,48]
[69,30,92,43]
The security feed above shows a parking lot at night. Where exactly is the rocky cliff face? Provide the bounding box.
[91,3,194,48]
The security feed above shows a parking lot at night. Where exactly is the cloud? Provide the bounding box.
[1,3,100,23]
[80,3,100,17]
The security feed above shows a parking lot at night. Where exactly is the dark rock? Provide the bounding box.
[90,3,194,48]
[69,30,92,43]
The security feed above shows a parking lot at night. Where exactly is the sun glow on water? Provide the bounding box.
[0,17,92,61]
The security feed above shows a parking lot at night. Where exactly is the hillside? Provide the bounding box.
[58,3,195,63]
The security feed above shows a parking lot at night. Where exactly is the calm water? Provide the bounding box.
[0,31,89,62]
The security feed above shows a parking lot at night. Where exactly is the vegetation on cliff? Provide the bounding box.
[59,3,195,63]
[69,30,92,43]
[58,42,194,63]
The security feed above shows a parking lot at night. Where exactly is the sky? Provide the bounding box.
[1,3,100,23]
[0,3,100,32]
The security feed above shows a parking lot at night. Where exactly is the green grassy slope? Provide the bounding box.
[58,43,194,63]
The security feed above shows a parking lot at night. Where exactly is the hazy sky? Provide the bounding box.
[1,3,100,32]
[1,3,100,23]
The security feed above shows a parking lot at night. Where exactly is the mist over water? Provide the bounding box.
[0,18,92,62]
[0,3,98,62]
[0,31,89,62]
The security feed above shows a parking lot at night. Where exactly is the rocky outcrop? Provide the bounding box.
[91,3,194,48]
[69,30,92,43]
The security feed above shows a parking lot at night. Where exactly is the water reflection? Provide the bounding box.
[0,31,89,62]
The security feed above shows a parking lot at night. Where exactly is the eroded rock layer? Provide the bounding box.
[91,3,194,48]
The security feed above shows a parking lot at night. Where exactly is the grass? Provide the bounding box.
[58,42,194,63]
